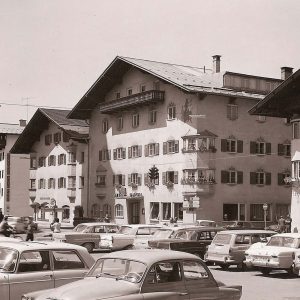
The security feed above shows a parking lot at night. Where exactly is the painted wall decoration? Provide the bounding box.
[181,99,193,123]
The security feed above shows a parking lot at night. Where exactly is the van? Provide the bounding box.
[204,230,276,269]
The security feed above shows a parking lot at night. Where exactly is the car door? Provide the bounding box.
[182,259,220,300]
[9,250,54,300]
[134,227,154,249]
[51,250,90,287]
[141,260,189,300]
[232,234,250,262]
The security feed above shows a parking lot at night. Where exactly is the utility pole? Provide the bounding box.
[22,97,35,122]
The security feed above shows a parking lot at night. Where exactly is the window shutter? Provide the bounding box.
[237,140,243,153]
[250,142,256,154]
[113,149,117,160]
[175,140,179,153]
[64,154,66,165]
[64,178,66,188]
[53,179,55,189]
[155,143,159,155]
[48,179,50,189]
[174,171,178,184]
[137,115,139,126]
[58,133,61,142]
[237,171,243,184]
[58,155,60,165]
[58,178,60,189]
[266,172,271,185]
[250,172,256,184]
[122,148,126,159]
[221,171,228,183]
[162,172,166,185]
[45,135,48,145]
[278,173,284,185]
[128,147,132,159]
[278,144,284,156]
[163,142,167,155]
[54,156,56,166]
[128,174,131,184]
[122,175,125,186]
[266,143,271,155]
[99,151,102,161]
[108,150,111,160]
[227,105,231,119]
[138,146,142,157]
[138,174,142,186]
[48,156,50,166]
[221,139,227,152]
[144,173,149,185]
[38,180,41,189]
[145,144,149,157]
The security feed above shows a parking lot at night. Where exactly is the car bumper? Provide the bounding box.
[245,259,280,268]
[205,254,238,265]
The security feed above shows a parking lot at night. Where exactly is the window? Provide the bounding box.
[38,157,46,167]
[140,84,146,92]
[163,140,179,154]
[283,118,291,125]
[102,120,108,133]
[276,204,290,219]
[63,132,70,142]
[250,141,271,155]
[153,80,160,90]
[30,156,37,169]
[174,203,183,221]
[48,155,56,166]
[266,81,276,92]
[221,170,243,184]
[162,203,171,220]
[127,88,132,96]
[91,204,100,217]
[149,109,157,124]
[58,177,66,189]
[113,174,125,186]
[48,178,55,189]
[145,261,181,284]
[52,250,85,270]
[18,251,50,273]
[113,147,126,160]
[132,113,139,127]
[103,204,111,217]
[54,132,61,144]
[97,175,106,186]
[38,179,46,189]
[68,151,76,163]
[241,78,250,89]
[227,104,238,120]
[116,92,120,99]
[250,204,271,221]
[58,154,66,165]
[30,179,36,189]
[256,115,266,123]
[278,172,291,186]
[223,203,246,221]
[45,134,52,145]
[293,122,299,139]
[68,176,76,188]
[128,173,141,186]
[145,143,159,156]
[99,149,111,161]
[115,204,124,217]
[162,171,178,185]
[128,145,142,158]
[250,171,271,185]
[130,173,138,185]
[278,143,291,157]
[79,176,84,188]
[150,202,159,220]
[168,106,176,120]
[227,140,236,153]
[117,117,123,130]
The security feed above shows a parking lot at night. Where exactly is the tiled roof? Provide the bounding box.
[0,123,24,134]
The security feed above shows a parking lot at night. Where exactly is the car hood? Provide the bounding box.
[39,277,140,300]
[247,246,296,256]
[54,232,90,237]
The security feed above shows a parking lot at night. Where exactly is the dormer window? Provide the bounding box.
[116,92,120,99]
[140,84,146,92]
[127,88,132,96]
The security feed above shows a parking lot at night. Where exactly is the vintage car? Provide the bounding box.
[196,220,218,227]
[245,233,300,276]
[52,222,120,252]
[225,221,264,230]
[7,216,27,233]
[0,240,95,300]
[205,230,276,269]
[148,226,224,259]
[100,224,161,251]
[22,249,242,300]
[21,216,38,231]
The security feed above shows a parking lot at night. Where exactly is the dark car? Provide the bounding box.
[148,226,224,259]
[21,216,38,231]
[225,221,264,230]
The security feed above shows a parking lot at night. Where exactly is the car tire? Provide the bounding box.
[219,264,229,270]
[237,260,247,271]
[288,266,299,277]
[82,243,94,253]
[123,244,133,250]
[260,267,271,275]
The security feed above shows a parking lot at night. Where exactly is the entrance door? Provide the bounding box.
[130,202,140,224]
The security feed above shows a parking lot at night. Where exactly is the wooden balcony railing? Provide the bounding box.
[100,90,165,113]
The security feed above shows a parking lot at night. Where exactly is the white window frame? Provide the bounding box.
[149,143,156,156]
[131,173,138,184]
[168,140,175,153]
[256,142,265,155]
[257,115,266,123]
[283,144,291,157]
[168,106,176,120]
[103,149,109,161]
[117,117,123,130]
[228,171,237,184]
[132,113,139,127]
[140,84,146,92]
[127,88,132,96]
[117,148,123,159]
[149,109,157,124]
[132,145,138,158]
[68,176,76,188]
[293,122,299,139]
[227,104,238,120]
[227,139,237,153]
[255,172,265,185]
[115,204,124,217]
[97,175,106,186]
[102,120,108,133]
[167,171,175,183]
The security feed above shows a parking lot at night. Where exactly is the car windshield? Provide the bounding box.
[267,236,299,248]
[0,247,18,272]
[213,234,232,244]
[117,226,134,235]
[87,258,147,283]
[153,229,173,238]
[7,217,20,223]
[199,221,216,227]
[73,225,91,233]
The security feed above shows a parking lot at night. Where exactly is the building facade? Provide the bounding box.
[68,56,292,226]
[10,109,89,223]
[0,120,31,216]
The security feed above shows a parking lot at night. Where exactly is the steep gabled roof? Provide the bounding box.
[10,108,89,154]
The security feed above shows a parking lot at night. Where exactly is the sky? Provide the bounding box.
[1,0,300,125]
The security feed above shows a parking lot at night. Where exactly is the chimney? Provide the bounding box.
[281,67,293,80]
[212,55,221,73]
[19,119,26,127]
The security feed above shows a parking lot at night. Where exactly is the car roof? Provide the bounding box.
[102,249,200,265]
[196,220,216,222]
[120,224,161,228]
[177,226,223,231]
[217,230,276,234]
[77,223,118,226]
[272,233,300,238]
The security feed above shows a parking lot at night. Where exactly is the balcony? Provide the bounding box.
[29,189,36,199]
[67,165,76,176]
[181,177,216,195]
[67,188,76,198]
[100,90,165,114]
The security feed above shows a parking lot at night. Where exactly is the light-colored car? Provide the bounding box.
[7,216,27,233]
[205,230,276,269]
[22,249,242,300]
[0,240,95,300]
[53,222,120,252]
[100,224,161,251]
[245,233,300,276]
[196,220,218,227]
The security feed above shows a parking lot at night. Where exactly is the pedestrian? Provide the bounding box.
[285,215,292,233]
[278,216,286,233]
[169,217,174,226]
[104,214,110,223]
[50,218,61,233]
[0,216,13,237]
[0,210,4,223]
[224,214,228,221]
[174,217,178,224]
[26,218,34,241]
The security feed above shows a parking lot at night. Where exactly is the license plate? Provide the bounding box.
[254,257,268,261]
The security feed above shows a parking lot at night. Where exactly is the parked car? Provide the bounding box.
[0,240,95,300]
[21,216,38,230]
[205,230,276,269]
[6,216,27,233]
[196,220,218,227]
[265,223,280,232]
[148,226,224,259]
[22,249,242,300]
[245,233,300,276]
[100,224,161,251]
[53,222,120,252]
[225,221,264,230]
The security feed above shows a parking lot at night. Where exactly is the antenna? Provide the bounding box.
[22,97,36,121]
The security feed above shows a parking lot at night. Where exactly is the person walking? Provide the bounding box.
[285,215,292,233]
[50,218,61,233]
[0,216,13,237]
[26,218,34,241]
[0,210,4,223]
[278,216,286,233]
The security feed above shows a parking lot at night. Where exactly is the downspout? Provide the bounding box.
[85,138,90,218]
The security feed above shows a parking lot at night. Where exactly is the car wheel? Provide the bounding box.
[287,266,299,277]
[82,243,94,253]
[260,267,271,275]
[219,264,229,270]
[123,244,133,250]
[237,260,247,271]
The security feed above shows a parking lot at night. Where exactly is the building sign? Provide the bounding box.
[115,192,143,199]
[129,193,143,198]
[40,197,51,201]
[182,200,190,210]
[192,197,200,208]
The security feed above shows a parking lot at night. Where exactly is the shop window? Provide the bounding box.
[174,203,183,221]
[250,204,271,221]
[162,203,171,220]
[150,202,159,220]
[223,203,245,221]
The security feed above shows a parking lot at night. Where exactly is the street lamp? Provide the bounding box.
[50,198,57,220]
[263,203,268,230]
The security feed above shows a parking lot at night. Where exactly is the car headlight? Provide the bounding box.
[21,295,31,300]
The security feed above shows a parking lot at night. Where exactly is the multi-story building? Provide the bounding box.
[0,120,31,216]
[249,67,300,232]
[68,55,292,226]
[10,108,89,223]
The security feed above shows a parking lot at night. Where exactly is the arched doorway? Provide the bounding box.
[62,205,70,222]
